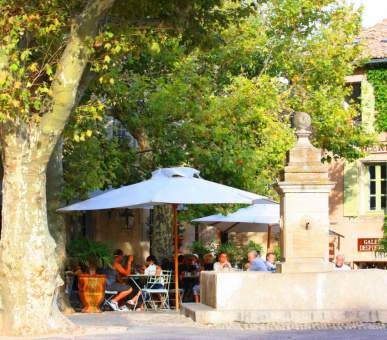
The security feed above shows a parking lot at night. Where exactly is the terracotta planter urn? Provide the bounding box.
[78,274,107,313]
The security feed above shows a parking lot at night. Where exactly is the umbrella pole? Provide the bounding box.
[267,224,272,254]
[173,204,180,311]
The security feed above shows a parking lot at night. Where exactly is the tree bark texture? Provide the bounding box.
[47,138,73,315]
[0,0,116,335]
[152,205,174,261]
[0,120,72,336]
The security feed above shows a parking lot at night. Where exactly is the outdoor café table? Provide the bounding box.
[122,273,152,291]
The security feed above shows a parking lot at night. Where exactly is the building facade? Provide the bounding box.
[327,20,387,269]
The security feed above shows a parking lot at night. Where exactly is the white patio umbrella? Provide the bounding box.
[58,167,271,310]
[192,203,280,253]
[193,204,345,255]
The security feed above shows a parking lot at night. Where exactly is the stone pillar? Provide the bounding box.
[272,112,335,273]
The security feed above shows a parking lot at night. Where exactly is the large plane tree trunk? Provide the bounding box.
[47,138,73,314]
[0,1,116,335]
[152,205,174,261]
[0,121,72,336]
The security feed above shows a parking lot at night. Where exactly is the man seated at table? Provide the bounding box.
[334,253,351,271]
[104,249,135,311]
[178,254,185,265]
[161,257,175,271]
[178,254,198,286]
[264,252,276,272]
[246,250,268,272]
[192,254,201,270]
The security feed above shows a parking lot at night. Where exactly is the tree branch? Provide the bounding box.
[39,0,116,155]
[110,17,184,33]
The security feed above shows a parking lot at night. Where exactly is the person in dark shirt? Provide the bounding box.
[161,257,175,271]
[178,254,198,287]
[201,253,215,271]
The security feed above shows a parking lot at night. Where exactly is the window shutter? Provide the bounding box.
[343,162,359,216]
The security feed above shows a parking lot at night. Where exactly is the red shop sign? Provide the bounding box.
[357,238,380,252]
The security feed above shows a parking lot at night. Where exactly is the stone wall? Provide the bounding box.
[93,209,150,264]
[189,270,387,323]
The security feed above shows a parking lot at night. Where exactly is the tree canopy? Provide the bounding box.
[61,0,376,216]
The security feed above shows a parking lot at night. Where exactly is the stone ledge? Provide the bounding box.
[180,303,387,324]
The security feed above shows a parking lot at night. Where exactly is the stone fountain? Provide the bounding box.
[181,112,387,324]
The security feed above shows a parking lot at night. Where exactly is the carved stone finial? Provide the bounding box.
[294,112,311,131]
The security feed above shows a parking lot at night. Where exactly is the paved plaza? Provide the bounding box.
[1,311,386,340]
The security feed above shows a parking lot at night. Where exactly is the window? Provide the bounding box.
[344,82,362,123]
[366,164,387,212]
[70,212,91,240]
[115,122,127,140]
[344,82,361,107]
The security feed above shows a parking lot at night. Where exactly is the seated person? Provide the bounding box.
[201,253,214,271]
[264,252,276,272]
[193,274,201,303]
[137,255,164,311]
[192,254,201,270]
[178,254,185,265]
[178,254,198,288]
[68,260,85,308]
[71,261,83,293]
[246,250,268,271]
[104,249,135,311]
[161,257,175,271]
[193,253,215,303]
[334,254,351,271]
[213,252,233,271]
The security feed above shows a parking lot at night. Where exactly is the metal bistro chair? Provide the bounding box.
[168,272,184,309]
[102,290,118,311]
[141,270,172,311]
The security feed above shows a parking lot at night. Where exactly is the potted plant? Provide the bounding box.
[67,237,114,313]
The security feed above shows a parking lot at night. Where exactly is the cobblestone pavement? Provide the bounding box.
[2,311,387,339]
[124,311,387,330]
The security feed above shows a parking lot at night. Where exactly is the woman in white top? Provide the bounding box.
[213,252,233,271]
[143,255,164,286]
[137,255,164,311]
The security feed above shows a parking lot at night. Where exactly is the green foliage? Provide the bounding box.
[0,0,253,122]
[215,240,263,264]
[375,215,387,257]
[67,237,114,271]
[216,242,240,264]
[366,65,387,132]
[272,246,280,262]
[177,222,186,236]
[375,215,387,258]
[375,235,387,258]
[0,0,255,202]
[188,241,217,261]
[239,241,264,264]
[61,126,141,201]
